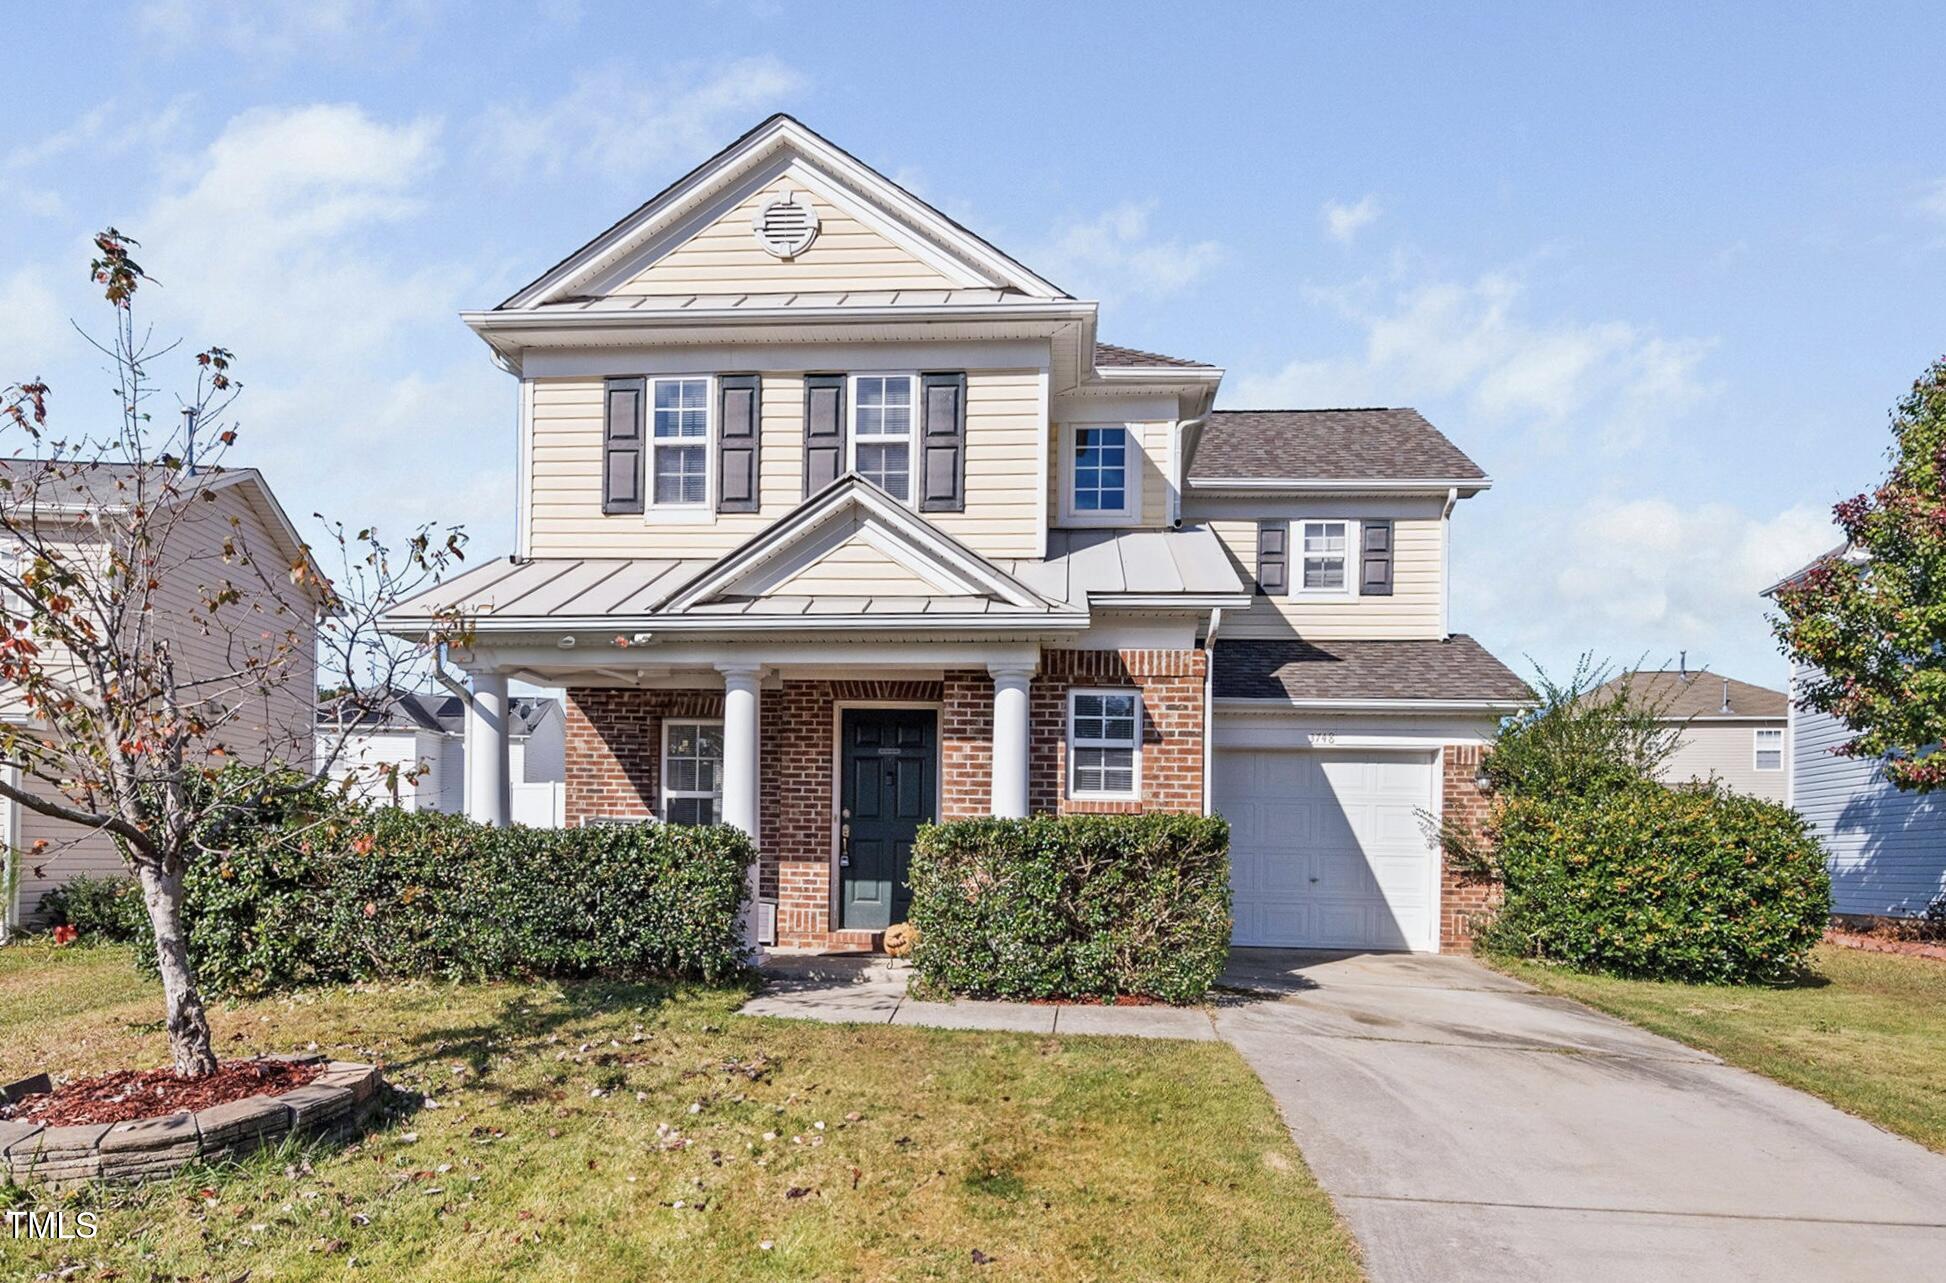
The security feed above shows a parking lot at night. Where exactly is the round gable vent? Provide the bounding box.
[751,189,821,259]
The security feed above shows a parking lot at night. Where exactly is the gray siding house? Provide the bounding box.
[1786,660,1946,920]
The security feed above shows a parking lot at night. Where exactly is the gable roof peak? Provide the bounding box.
[495,113,1069,313]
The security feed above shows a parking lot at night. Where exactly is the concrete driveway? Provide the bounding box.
[1216,949,1946,1283]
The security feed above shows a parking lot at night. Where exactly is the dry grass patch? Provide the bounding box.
[0,942,1361,1281]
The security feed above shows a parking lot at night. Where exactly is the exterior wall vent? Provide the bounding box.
[751,190,820,259]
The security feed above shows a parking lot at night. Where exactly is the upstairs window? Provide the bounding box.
[651,377,711,508]
[662,720,724,824]
[850,374,915,501]
[1298,520,1353,595]
[1754,727,1784,771]
[1068,689,1141,800]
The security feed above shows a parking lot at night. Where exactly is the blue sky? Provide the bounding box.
[5,1,1940,689]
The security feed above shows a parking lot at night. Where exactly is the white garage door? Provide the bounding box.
[1216,749,1439,951]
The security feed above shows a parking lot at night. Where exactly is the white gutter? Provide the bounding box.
[1190,477,1492,493]
[463,300,1098,334]
[1216,696,1534,715]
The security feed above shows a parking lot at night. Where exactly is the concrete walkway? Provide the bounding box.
[1219,948,1946,1283]
[740,954,1218,1040]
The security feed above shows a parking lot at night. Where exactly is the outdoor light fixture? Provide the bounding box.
[1474,767,1493,794]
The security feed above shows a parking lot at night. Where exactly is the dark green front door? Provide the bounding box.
[839,708,937,931]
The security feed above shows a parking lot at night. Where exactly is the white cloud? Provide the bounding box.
[1031,202,1223,303]
[1230,269,1715,452]
[477,58,806,181]
[1457,498,1836,679]
[1322,195,1381,243]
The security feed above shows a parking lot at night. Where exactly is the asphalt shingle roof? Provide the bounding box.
[1094,342,1212,369]
[1189,409,1485,483]
[1214,636,1532,704]
[1596,670,1788,720]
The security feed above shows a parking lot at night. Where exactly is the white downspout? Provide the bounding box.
[1169,416,1206,529]
[1440,486,1459,638]
[1202,606,1223,815]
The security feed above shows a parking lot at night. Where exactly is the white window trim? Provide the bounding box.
[1753,727,1784,772]
[647,374,714,523]
[660,718,725,823]
[1292,517,1360,599]
[1058,423,1143,526]
[1066,686,1142,801]
[847,371,919,506]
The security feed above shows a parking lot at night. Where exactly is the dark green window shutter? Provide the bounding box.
[803,374,846,496]
[602,376,645,515]
[918,372,967,512]
[1256,520,1288,595]
[1361,519,1394,596]
[716,375,760,513]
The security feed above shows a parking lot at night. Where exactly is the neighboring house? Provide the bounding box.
[3,463,324,930]
[1765,552,1946,921]
[1597,666,1789,802]
[385,115,1528,954]
[317,691,565,824]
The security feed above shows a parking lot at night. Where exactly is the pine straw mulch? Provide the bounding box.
[1,1057,322,1128]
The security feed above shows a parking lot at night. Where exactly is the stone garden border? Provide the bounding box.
[0,1056,385,1189]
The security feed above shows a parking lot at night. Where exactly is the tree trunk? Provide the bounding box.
[135,861,218,1077]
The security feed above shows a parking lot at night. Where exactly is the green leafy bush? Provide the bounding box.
[1479,782,1830,984]
[126,781,752,996]
[907,814,1231,1004]
[39,874,146,942]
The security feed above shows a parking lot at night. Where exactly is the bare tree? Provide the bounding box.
[0,230,465,1076]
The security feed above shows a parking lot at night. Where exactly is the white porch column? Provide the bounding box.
[464,670,512,827]
[988,662,1034,819]
[717,662,764,951]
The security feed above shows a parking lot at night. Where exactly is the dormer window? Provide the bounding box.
[850,374,915,502]
[1059,423,1142,525]
[1298,520,1354,596]
[650,377,711,509]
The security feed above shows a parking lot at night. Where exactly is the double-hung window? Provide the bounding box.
[662,720,724,824]
[1298,520,1354,595]
[1062,425,1139,523]
[850,374,915,501]
[1068,689,1141,800]
[650,377,711,508]
[1754,728,1784,772]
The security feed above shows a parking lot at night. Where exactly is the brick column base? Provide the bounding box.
[1439,744,1501,953]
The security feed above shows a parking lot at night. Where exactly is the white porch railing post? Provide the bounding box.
[987,662,1035,819]
[464,670,512,827]
[717,662,764,951]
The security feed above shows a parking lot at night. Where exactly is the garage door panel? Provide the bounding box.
[1216,748,1438,951]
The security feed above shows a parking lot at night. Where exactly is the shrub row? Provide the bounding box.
[1478,781,1830,984]
[907,814,1231,1004]
[118,787,752,996]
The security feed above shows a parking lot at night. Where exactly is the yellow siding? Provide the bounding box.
[766,536,939,595]
[528,370,1045,561]
[610,176,959,297]
[1211,517,1445,640]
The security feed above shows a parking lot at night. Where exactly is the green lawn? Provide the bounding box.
[0,942,1361,1282]
[1497,943,1946,1151]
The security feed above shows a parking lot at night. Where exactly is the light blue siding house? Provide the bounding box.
[1787,660,1946,919]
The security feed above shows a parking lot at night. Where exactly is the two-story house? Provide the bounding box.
[388,116,1528,954]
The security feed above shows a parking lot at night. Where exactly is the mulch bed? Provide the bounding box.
[1,1058,322,1128]
[1025,994,1165,1007]
[1826,929,1946,963]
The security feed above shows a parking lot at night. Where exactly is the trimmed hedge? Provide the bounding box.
[128,790,752,996]
[907,814,1231,1004]
[1478,782,1830,984]
[39,874,147,942]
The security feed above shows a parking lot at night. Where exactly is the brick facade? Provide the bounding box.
[561,647,1209,950]
[1439,743,1501,953]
